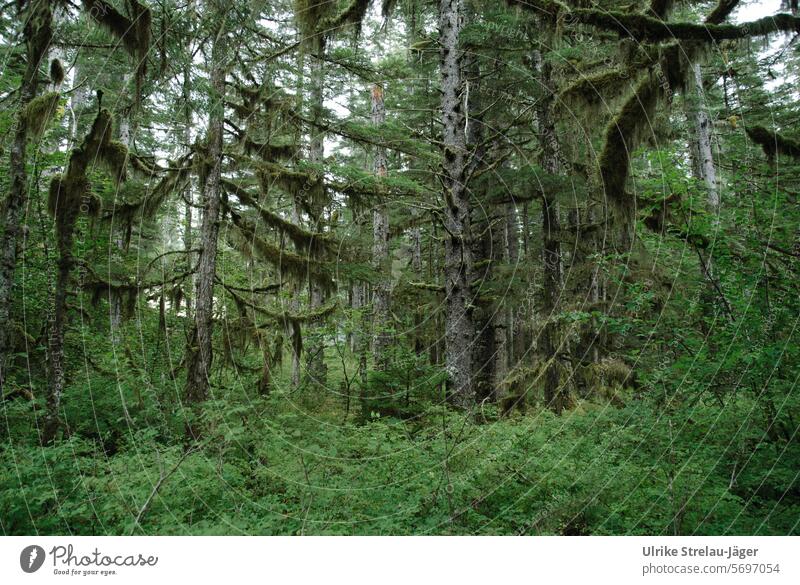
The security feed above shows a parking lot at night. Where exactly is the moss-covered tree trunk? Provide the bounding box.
[536,56,572,414]
[43,208,77,444]
[0,0,53,388]
[439,0,474,408]
[304,50,327,389]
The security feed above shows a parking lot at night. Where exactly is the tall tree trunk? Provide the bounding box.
[536,56,572,414]
[505,202,519,370]
[0,0,53,389]
[185,6,228,411]
[687,62,734,320]
[371,84,391,367]
[110,74,135,340]
[182,63,194,319]
[690,63,719,214]
[44,209,77,443]
[439,0,474,408]
[304,49,327,388]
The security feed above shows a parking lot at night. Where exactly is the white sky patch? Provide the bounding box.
[734,0,784,22]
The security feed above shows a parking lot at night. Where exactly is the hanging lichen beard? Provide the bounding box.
[50,545,158,567]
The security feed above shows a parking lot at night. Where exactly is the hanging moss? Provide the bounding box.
[21,91,61,138]
[381,0,397,18]
[647,0,675,19]
[242,137,298,161]
[48,108,128,243]
[575,9,800,43]
[252,159,327,214]
[229,212,334,292]
[746,126,800,161]
[49,58,64,86]
[222,179,333,257]
[83,0,137,53]
[110,154,192,235]
[319,0,371,36]
[597,42,693,224]
[557,67,633,114]
[507,0,800,43]
[293,0,337,48]
[254,299,338,329]
[82,0,152,103]
[23,0,54,74]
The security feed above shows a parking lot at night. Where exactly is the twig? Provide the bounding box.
[131,447,198,533]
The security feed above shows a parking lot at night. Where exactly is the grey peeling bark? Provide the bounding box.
[690,63,719,216]
[439,0,474,408]
[185,8,227,409]
[0,0,53,390]
[537,57,571,415]
[371,84,391,368]
[687,62,734,321]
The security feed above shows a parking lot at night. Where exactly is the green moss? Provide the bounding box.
[229,212,333,291]
[222,178,333,257]
[746,125,800,161]
[319,0,371,36]
[557,67,633,113]
[22,91,60,138]
[49,58,64,86]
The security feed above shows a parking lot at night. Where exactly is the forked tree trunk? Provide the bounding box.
[439,0,474,408]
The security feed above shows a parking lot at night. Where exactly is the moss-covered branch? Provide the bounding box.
[746,125,800,161]
[508,0,798,43]
[222,178,334,257]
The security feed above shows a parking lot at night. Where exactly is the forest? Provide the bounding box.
[0,0,798,536]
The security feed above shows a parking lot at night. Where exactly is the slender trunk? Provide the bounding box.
[185,7,227,411]
[411,216,423,356]
[690,63,719,215]
[0,0,53,388]
[304,49,327,388]
[183,64,194,319]
[371,84,391,367]
[537,56,572,414]
[439,0,474,408]
[43,209,76,444]
[505,202,518,370]
[687,62,734,320]
[110,75,134,339]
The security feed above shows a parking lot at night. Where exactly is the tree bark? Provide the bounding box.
[304,50,327,388]
[0,0,53,389]
[439,0,474,408]
[371,84,391,368]
[185,6,228,410]
[536,56,572,414]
